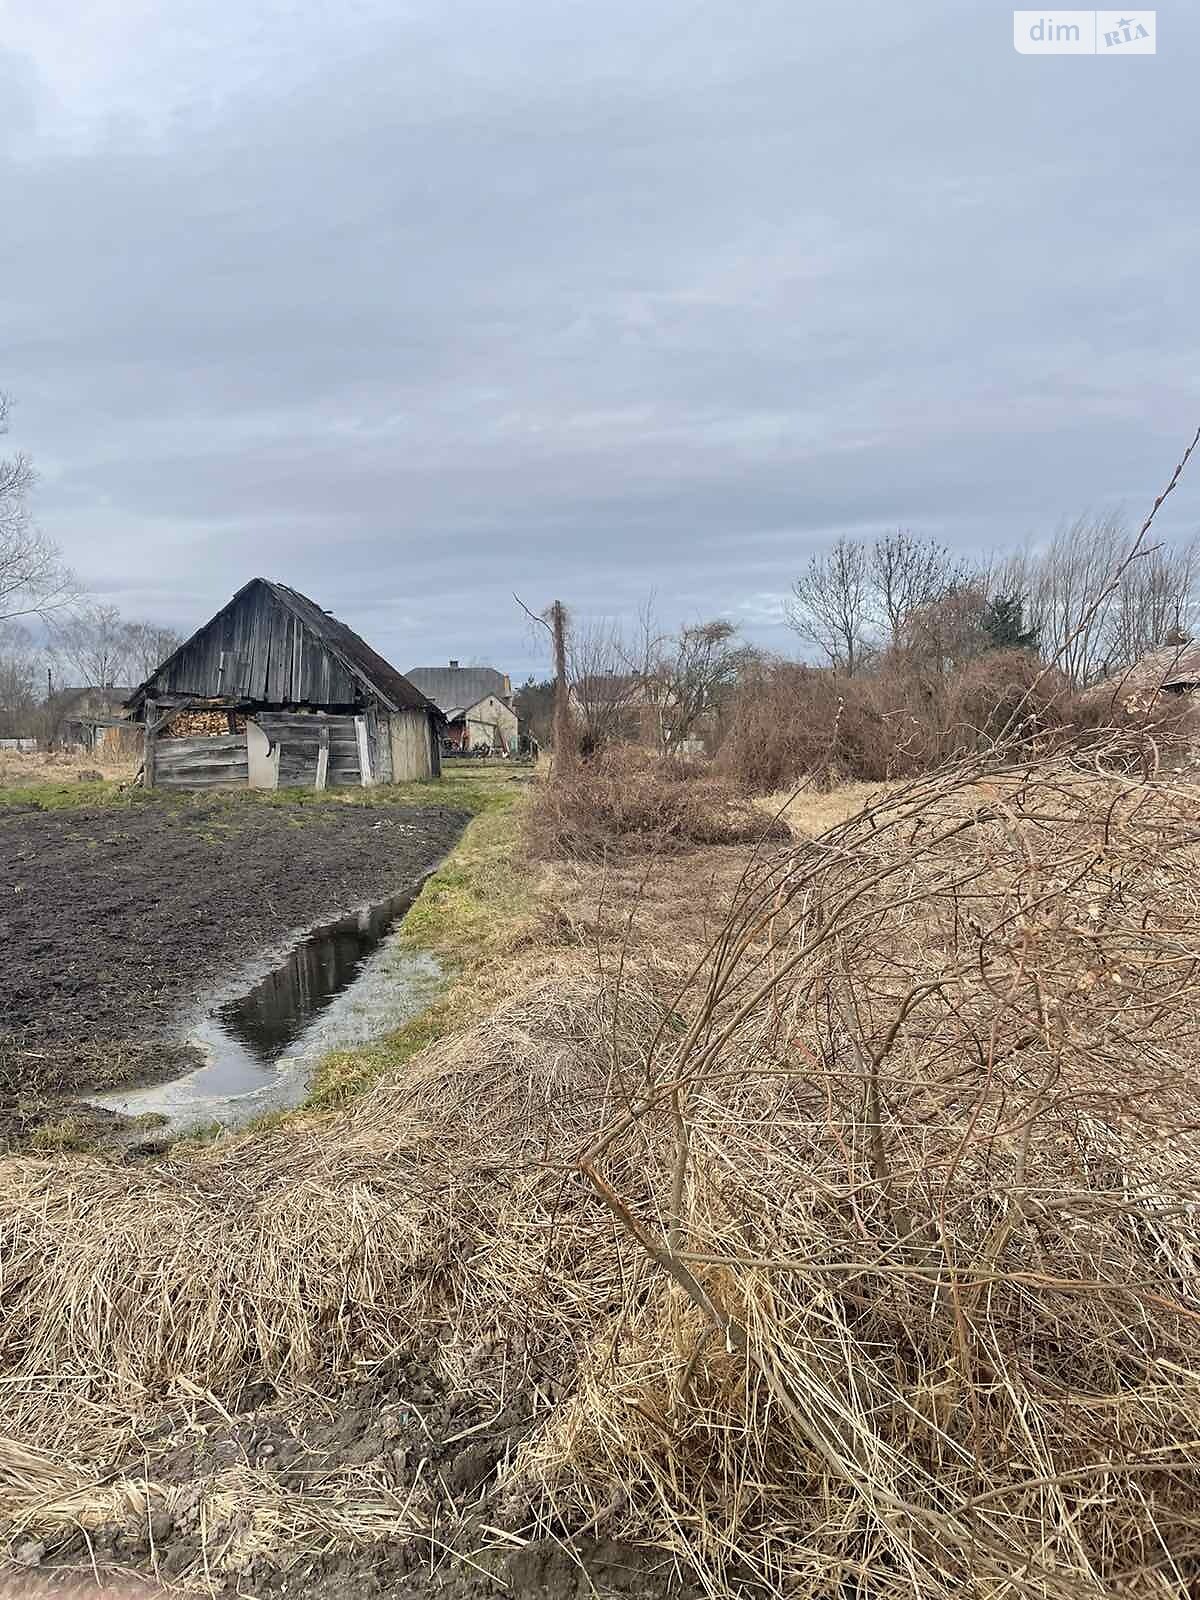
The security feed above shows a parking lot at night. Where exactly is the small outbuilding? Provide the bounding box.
[125,579,442,790]
[406,661,519,754]
[1089,643,1200,717]
[50,685,138,756]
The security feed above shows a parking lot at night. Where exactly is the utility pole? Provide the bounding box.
[513,591,576,773]
[550,599,575,774]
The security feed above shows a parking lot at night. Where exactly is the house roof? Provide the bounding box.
[571,672,658,705]
[126,580,438,716]
[56,685,134,709]
[1087,644,1200,710]
[266,583,436,713]
[405,665,509,713]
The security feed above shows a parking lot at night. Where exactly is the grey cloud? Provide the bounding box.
[2,0,1198,674]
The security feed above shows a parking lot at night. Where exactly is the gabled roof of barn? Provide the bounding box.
[405,665,510,713]
[268,583,436,713]
[126,579,438,715]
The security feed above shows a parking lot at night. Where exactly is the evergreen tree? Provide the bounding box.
[982,594,1038,651]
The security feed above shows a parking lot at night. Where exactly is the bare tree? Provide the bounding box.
[1106,534,1200,668]
[550,599,575,770]
[53,603,131,687]
[122,620,183,683]
[0,394,77,624]
[0,622,41,737]
[1012,514,1200,685]
[51,606,183,689]
[513,593,578,767]
[567,615,656,752]
[869,531,970,648]
[657,619,752,754]
[897,582,991,678]
[1022,513,1128,687]
[785,535,871,673]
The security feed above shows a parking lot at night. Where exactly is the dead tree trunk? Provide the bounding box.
[551,599,575,775]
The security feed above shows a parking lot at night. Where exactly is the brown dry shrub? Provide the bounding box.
[528,744,785,860]
[716,650,1194,793]
[528,756,1200,1598]
[710,660,850,792]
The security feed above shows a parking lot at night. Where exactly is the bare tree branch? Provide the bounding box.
[0,393,78,625]
[656,619,752,755]
[785,535,871,673]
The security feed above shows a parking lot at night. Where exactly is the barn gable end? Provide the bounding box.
[125,579,442,789]
[131,581,367,709]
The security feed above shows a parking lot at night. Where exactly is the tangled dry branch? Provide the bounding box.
[561,742,1200,1595]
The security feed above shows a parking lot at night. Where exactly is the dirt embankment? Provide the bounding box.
[12,1362,681,1600]
[0,797,466,1141]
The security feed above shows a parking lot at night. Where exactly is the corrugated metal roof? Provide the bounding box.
[406,665,509,713]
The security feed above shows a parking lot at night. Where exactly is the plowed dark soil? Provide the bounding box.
[0,795,466,1145]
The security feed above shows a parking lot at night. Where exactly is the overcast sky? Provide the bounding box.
[3,1,1197,679]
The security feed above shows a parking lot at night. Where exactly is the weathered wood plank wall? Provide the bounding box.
[156,734,249,790]
[150,585,362,706]
[255,712,361,788]
[372,708,394,782]
[387,709,437,780]
[150,702,439,790]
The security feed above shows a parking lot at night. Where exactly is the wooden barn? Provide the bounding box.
[125,580,443,790]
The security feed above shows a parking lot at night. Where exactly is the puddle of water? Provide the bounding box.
[90,892,443,1131]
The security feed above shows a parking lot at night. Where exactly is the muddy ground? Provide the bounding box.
[9,1364,686,1600]
[0,796,466,1146]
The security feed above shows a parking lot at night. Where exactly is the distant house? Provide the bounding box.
[1090,644,1200,716]
[125,579,442,789]
[567,672,711,755]
[406,661,519,754]
[52,686,137,756]
[568,672,668,750]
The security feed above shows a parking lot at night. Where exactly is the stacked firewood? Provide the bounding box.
[161,709,248,739]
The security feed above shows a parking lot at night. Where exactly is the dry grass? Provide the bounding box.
[529,743,785,860]
[756,778,895,835]
[4,748,1200,1595]
[0,748,135,788]
[0,747,138,811]
[545,751,1200,1596]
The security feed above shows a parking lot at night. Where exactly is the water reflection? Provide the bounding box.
[87,888,443,1130]
[218,897,410,1062]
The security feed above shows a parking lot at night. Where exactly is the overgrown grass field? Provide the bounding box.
[7,745,1200,1600]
